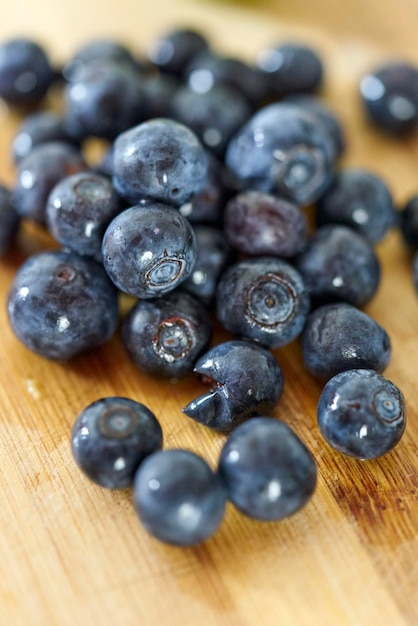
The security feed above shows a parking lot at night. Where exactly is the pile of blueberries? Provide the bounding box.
[0,27,415,546]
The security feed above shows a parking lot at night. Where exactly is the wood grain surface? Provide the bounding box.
[1,1,418,625]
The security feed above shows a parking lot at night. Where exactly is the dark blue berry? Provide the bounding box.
[7,249,119,360]
[170,83,251,157]
[102,203,196,298]
[12,111,79,163]
[0,183,20,255]
[283,94,345,158]
[147,28,209,76]
[223,190,307,258]
[62,39,137,82]
[216,257,310,348]
[122,290,212,379]
[0,38,54,105]
[142,73,181,119]
[183,340,284,432]
[257,42,323,98]
[71,397,163,489]
[296,224,381,307]
[317,369,406,459]
[46,171,123,262]
[185,51,269,109]
[12,141,87,224]
[225,102,337,205]
[360,62,418,134]
[181,225,234,307]
[315,168,395,244]
[178,152,225,224]
[218,417,317,521]
[64,59,146,140]
[400,195,418,249]
[133,449,226,546]
[112,118,208,207]
[301,303,391,380]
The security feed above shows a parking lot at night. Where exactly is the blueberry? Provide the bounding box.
[301,303,391,380]
[360,61,418,134]
[400,195,418,249]
[181,225,235,307]
[12,111,79,163]
[315,168,395,244]
[142,73,181,119]
[102,203,196,298]
[62,39,137,82]
[283,94,345,158]
[412,251,418,293]
[12,141,87,225]
[122,290,212,379]
[64,59,146,141]
[46,171,123,262]
[0,183,20,255]
[317,369,406,459]
[178,152,225,224]
[223,190,307,258]
[71,397,163,489]
[225,102,337,205]
[216,257,310,348]
[218,417,317,521]
[0,37,54,105]
[7,249,119,360]
[183,340,284,432]
[112,118,208,207]
[184,50,269,109]
[170,83,251,157]
[296,224,381,307]
[257,42,323,98]
[147,28,210,76]
[133,449,226,546]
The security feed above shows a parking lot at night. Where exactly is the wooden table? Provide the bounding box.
[1,1,417,624]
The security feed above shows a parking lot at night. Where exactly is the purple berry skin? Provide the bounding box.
[112,118,208,207]
[133,449,226,546]
[218,417,317,521]
[7,249,119,361]
[224,190,307,258]
[71,396,163,489]
[46,171,123,262]
[102,203,197,299]
[225,102,337,205]
[315,168,395,244]
[183,340,284,432]
[216,257,310,348]
[0,184,20,255]
[0,38,54,105]
[12,141,87,225]
[296,224,381,307]
[122,290,212,379]
[301,303,391,381]
[317,369,406,460]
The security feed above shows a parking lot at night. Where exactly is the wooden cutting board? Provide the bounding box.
[0,1,417,624]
